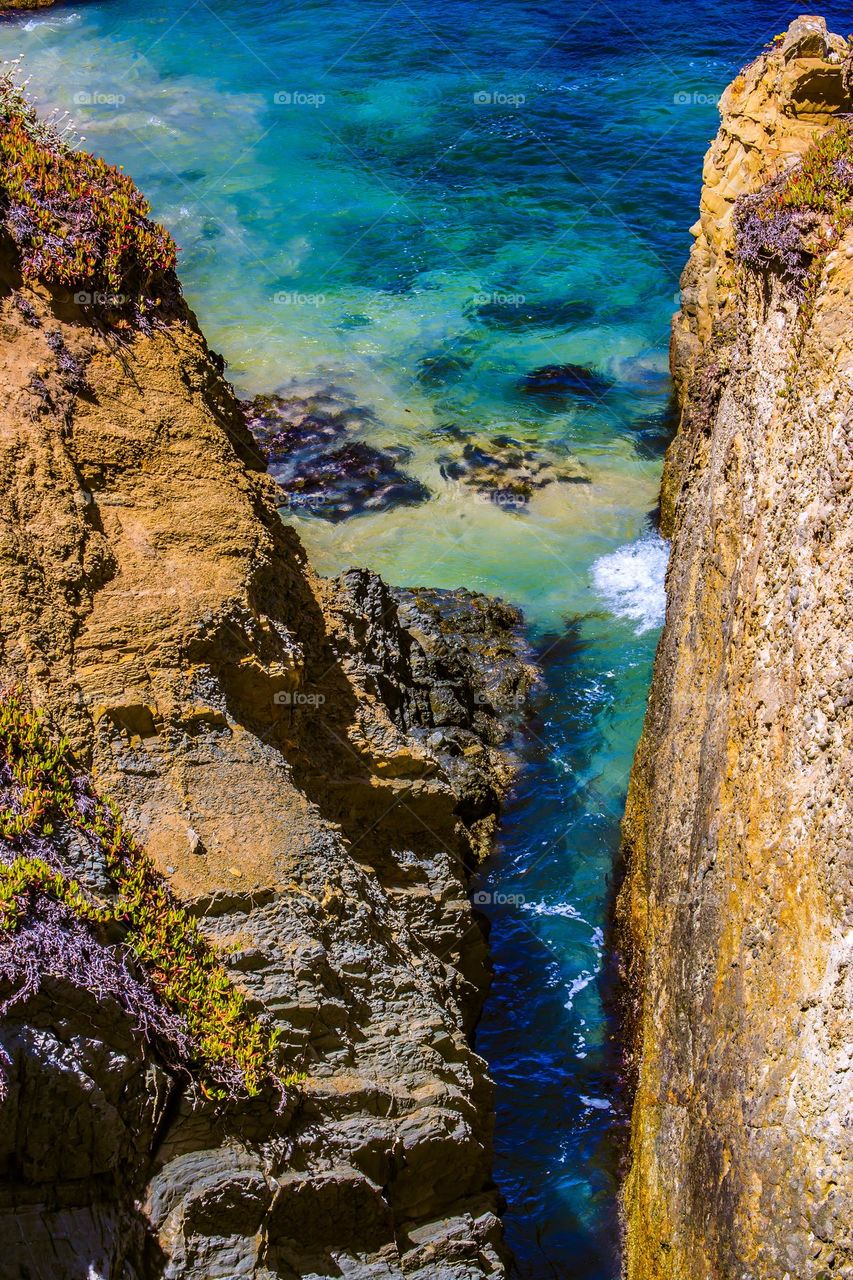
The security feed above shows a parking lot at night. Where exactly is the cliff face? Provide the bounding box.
[619,17,853,1280]
[0,156,535,1276]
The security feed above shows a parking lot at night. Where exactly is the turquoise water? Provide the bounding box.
[1,1,843,1272]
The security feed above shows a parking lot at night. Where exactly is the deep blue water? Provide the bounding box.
[0,0,846,1273]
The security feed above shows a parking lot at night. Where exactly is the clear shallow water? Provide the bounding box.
[1,0,846,1273]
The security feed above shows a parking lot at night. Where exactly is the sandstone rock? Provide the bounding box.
[416,351,474,388]
[0,229,536,1273]
[619,17,853,1280]
[668,18,851,431]
[780,14,834,63]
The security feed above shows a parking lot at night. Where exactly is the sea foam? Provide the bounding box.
[591,531,669,634]
[23,11,80,29]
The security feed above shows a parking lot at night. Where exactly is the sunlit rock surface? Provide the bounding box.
[619,17,853,1280]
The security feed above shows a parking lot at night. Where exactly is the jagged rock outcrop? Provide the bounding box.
[664,14,851,531]
[0,215,535,1274]
[619,17,853,1280]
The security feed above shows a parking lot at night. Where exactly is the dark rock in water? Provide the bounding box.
[241,387,430,520]
[279,440,429,521]
[243,395,348,461]
[416,351,473,388]
[428,421,469,444]
[393,584,537,735]
[322,570,539,852]
[241,388,362,461]
[519,363,612,400]
[438,435,590,509]
[474,297,595,331]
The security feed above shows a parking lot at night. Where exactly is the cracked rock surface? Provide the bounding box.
[618,18,853,1280]
[0,239,536,1277]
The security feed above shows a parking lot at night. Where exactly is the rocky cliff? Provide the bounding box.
[0,81,536,1278]
[619,16,853,1280]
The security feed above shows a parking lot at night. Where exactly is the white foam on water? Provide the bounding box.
[591,530,669,634]
[564,969,596,1009]
[579,1095,613,1112]
[522,900,588,923]
[23,11,80,28]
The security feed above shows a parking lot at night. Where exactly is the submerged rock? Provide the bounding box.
[336,312,373,329]
[416,350,473,387]
[242,387,430,519]
[243,389,355,458]
[281,439,430,520]
[439,434,590,508]
[519,362,612,400]
[614,353,672,398]
[627,406,678,460]
[473,297,594,330]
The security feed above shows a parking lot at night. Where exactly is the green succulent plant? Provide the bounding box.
[0,690,298,1100]
[0,66,176,311]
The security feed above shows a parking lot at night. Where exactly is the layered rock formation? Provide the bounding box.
[0,164,535,1274]
[619,17,853,1280]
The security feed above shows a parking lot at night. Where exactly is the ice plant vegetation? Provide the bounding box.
[0,689,295,1102]
[0,61,176,311]
[735,119,853,293]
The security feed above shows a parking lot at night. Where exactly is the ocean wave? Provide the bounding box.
[591,530,669,634]
[522,900,588,923]
[23,11,80,29]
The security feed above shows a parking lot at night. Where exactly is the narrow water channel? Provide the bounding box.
[1,0,832,1271]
